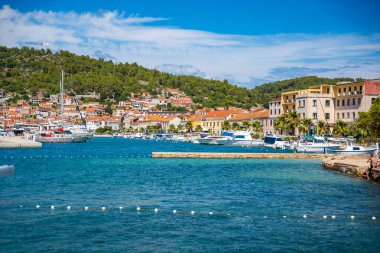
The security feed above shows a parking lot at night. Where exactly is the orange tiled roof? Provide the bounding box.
[204,110,242,119]
[270,97,281,102]
[229,109,269,121]
[87,116,104,121]
[187,114,203,121]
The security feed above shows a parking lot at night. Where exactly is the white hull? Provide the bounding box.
[215,139,263,146]
[296,144,340,153]
[328,149,378,155]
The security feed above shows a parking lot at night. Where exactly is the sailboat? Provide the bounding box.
[35,71,87,143]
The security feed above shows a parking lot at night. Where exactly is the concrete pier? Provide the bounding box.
[152,152,331,159]
[0,136,42,148]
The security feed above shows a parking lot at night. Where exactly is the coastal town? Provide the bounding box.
[1,79,379,136]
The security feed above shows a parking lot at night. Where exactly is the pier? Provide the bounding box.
[0,136,42,148]
[152,152,331,159]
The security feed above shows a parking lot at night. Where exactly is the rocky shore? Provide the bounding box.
[322,154,380,182]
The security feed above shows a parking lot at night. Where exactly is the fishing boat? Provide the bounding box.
[295,135,340,153]
[215,131,263,146]
[327,140,378,155]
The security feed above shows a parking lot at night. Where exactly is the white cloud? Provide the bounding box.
[0,5,379,87]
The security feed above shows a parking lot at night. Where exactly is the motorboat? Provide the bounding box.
[112,133,124,138]
[295,135,340,153]
[197,134,229,145]
[35,129,87,143]
[327,140,378,155]
[215,131,263,146]
[263,135,286,148]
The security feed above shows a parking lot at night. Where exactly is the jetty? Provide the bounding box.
[152,152,331,159]
[0,136,42,148]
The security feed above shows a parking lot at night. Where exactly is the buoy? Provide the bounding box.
[323,215,327,219]
[331,215,336,219]
[136,207,141,211]
[84,206,89,211]
[67,206,71,210]
[51,205,55,210]
[191,211,195,215]
[209,212,213,215]
[372,216,376,220]
[119,206,123,210]
[36,205,40,209]
[350,215,355,220]
[303,215,307,219]
[154,208,158,213]
[101,207,106,211]
[173,210,177,214]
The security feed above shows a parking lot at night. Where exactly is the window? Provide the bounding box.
[342,100,345,106]
[353,98,356,105]
[342,113,345,119]
[325,100,330,107]
[354,86,357,91]
[347,112,350,119]
[298,100,301,107]
[325,113,330,120]
[372,98,376,104]
[358,98,361,105]
[337,113,340,119]
[303,113,305,119]
[337,100,340,106]
[313,100,317,107]
[344,88,346,93]
[303,100,305,107]
[349,87,352,92]
[339,88,341,93]
[327,88,330,93]
[313,113,317,119]
[353,112,355,119]
[347,99,350,106]
[278,109,280,114]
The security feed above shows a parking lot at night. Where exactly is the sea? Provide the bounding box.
[0,137,380,252]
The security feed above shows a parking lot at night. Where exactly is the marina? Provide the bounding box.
[1,137,380,252]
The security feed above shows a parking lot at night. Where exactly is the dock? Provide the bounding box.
[0,136,42,148]
[152,152,331,159]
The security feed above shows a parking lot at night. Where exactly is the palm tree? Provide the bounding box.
[185,121,193,132]
[146,125,152,133]
[139,127,145,133]
[242,121,250,130]
[177,124,183,133]
[168,124,175,133]
[274,114,290,135]
[222,120,231,130]
[298,118,312,135]
[195,125,203,132]
[288,111,300,135]
[232,122,240,130]
[333,120,348,137]
[317,120,329,135]
[251,120,263,134]
[152,125,158,134]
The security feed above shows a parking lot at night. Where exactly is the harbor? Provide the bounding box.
[0,136,42,148]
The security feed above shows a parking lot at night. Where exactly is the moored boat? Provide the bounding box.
[295,135,340,153]
[327,140,378,155]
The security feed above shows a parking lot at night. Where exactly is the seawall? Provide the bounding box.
[152,152,331,159]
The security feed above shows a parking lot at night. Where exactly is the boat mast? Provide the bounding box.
[1,89,4,130]
[60,70,64,124]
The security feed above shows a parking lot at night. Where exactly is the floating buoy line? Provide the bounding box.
[10,205,379,221]
[0,154,152,160]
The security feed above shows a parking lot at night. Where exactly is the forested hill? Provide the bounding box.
[0,46,253,108]
[0,46,359,108]
[251,76,359,106]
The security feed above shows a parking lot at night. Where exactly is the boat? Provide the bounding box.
[327,140,378,155]
[295,135,341,153]
[112,133,124,138]
[197,135,229,145]
[215,131,263,146]
[263,135,286,148]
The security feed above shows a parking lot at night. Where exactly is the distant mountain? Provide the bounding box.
[0,46,360,109]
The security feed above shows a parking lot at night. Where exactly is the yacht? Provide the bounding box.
[263,135,286,148]
[35,128,87,143]
[327,140,378,155]
[197,134,229,145]
[215,131,262,146]
[295,135,340,153]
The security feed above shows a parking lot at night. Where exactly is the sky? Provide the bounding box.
[0,0,379,87]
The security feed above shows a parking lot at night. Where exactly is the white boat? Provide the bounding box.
[197,135,229,145]
[327,140,378,155]
[113,133,124,138]
[263,135,286,148]
[35,129,87,143]
[215,131,263,146]
[295,135,340,153]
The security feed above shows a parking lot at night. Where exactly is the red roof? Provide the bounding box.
[365,81,380,95]
[205,110,242,119]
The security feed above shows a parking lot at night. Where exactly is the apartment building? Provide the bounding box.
[333,80,380,122]
[268,97,281,134]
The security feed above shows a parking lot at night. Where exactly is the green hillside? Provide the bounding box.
[251,76,360,107]
[0,46,360,108]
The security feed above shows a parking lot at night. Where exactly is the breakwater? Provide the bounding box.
[152,152,331,159]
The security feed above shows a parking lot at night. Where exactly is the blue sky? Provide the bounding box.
[0,0,379,86]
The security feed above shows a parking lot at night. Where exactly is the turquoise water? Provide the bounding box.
[1,138,380,252]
